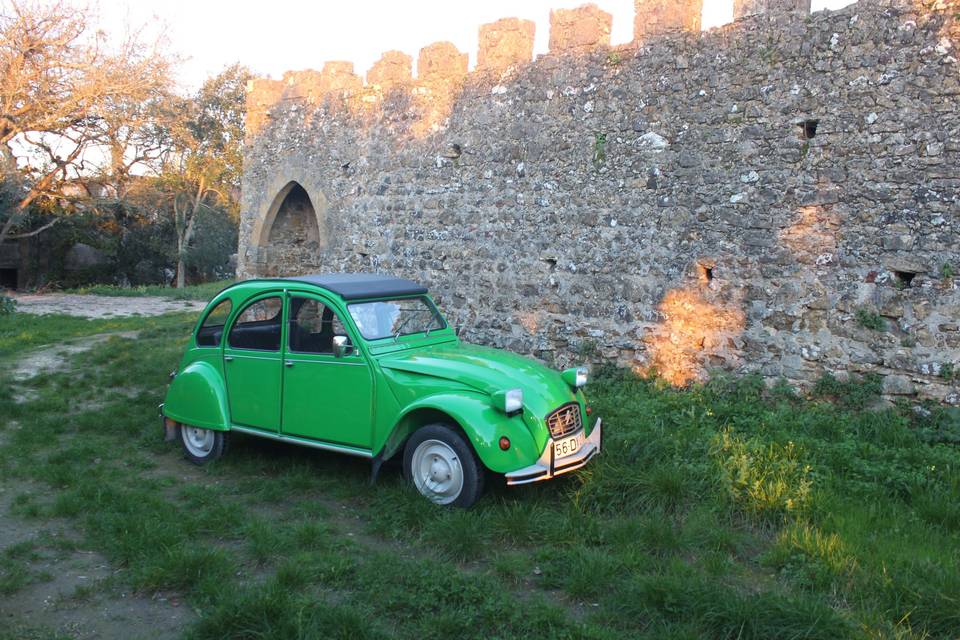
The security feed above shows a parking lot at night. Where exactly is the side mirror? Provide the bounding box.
[332,335,352,358]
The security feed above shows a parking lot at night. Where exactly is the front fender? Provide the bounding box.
[162,361,229,431]
[385,392,542,474]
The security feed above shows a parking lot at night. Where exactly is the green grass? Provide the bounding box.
[0,314,958,638]
[0,311,196,358]
[64,279,234,301]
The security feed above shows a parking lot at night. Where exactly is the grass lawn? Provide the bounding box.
[1,311,959,639]
[62,279,234,301]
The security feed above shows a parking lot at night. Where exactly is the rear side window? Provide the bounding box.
[228,297,283,351]
[196,299,232,347]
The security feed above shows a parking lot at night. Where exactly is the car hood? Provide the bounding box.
[378,342,576,418]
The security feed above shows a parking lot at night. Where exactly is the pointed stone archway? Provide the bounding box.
[250,180,328,277]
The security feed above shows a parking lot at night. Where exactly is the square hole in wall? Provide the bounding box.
[799,119,819,139]
[698,263,714,283]
[0,268,16,290]
[893,270,916,288]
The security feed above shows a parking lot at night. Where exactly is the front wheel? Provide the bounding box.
[179,424,228,464]
[403,424,484,508]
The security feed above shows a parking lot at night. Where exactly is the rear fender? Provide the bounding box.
[162,361,230,431]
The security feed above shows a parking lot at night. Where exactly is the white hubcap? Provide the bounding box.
[411,439,464,505]
[183,426,215,457]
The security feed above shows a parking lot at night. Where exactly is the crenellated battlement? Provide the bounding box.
[244,0,826,138]
[733,0,812,19]
[366,50,412,89]
[548,4,613,52]
[634,0,703,41]
[476,17,536,73]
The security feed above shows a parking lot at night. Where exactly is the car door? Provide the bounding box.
[281,294,374,448]
[223,294,284,431]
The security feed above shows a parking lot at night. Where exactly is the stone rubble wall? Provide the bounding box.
[239,0,960,403]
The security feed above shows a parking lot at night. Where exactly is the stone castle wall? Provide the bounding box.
[238,0,960,403]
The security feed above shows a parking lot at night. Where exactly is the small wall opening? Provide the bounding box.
[698,264,714,284]
[893,270,916,288]
[799,119,819,139]
[261,183,321,276]
[0,268,17,290]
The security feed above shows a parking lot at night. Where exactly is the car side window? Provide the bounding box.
[288,297,351,354]
[227,297,283,351]
[196,299,232,347]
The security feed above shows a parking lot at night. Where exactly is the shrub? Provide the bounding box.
[811,372,882,410]
[941,362,957,381]
[0,294,15,315]
[855,307,886,331]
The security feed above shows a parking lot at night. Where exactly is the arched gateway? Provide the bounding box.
[250,181,327,277]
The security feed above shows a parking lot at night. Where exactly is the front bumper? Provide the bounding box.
[505,418,602,486]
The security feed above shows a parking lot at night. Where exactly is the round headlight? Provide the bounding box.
[575,366,588,388]
[562,366,589,389]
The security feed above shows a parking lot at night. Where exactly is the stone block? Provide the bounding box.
[417,42,468,84]
[477,18,535,74]
[245,78,283,137]
[367,51,413,88]
[882,374,916,396]
[320,61,362,93]
[549,4,612,53]
[733,0,812,19]
[281,69,324,100]
[634,0,703,41]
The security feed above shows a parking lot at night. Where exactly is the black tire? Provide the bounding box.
[403,424,485,508]
[179,424,229,465]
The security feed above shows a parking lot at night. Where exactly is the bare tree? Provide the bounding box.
[0,0,175,246]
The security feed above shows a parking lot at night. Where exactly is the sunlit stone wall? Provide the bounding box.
[239,0,960,403]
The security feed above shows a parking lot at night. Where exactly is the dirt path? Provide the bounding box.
[0,330,193,640]
[11,293,205,318]
[0,484,191,640]
[9,331,140,384]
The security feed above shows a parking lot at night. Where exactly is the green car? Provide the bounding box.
[161,273,602,507]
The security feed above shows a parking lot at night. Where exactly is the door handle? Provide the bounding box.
[224,356,234,362]
[285,360,294,367]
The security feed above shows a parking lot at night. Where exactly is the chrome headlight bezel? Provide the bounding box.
[562,366,589,389]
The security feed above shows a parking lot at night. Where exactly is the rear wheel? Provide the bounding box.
[179,424,228,464]
[403,424,484,508]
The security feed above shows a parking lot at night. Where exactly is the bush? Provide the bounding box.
[0,295,16,315]
[855,307,886,331]
[811,372,882,410]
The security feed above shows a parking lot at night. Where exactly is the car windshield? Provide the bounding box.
[347,297,445,340]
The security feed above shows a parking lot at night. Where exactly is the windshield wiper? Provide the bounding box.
[393,309,434,341]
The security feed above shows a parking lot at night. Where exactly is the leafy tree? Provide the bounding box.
[160,64,251,288]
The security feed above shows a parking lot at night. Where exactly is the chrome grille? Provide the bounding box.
[546,403,582,439]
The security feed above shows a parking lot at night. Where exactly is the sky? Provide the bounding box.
[100,0,856,89]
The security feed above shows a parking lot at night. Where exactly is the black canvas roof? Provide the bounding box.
[286,273,428,300]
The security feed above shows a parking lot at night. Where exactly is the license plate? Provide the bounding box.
[554,433,582,459]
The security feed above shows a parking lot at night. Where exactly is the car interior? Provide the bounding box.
[288,297,340,354]
[227,298,283,351]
